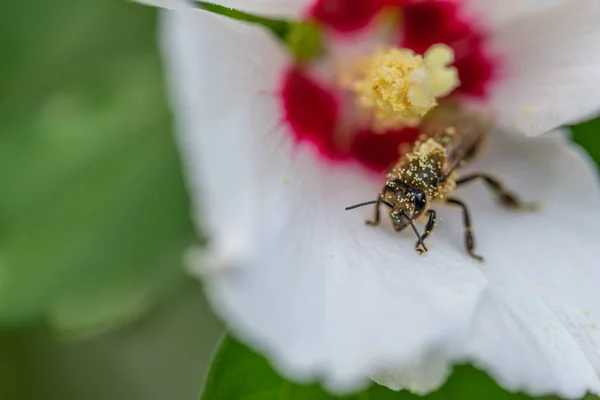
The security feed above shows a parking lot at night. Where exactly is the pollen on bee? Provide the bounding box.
[445,126,456,135]
[348,43,460,131]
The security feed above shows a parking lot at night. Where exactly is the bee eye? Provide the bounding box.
[412,189,427,215]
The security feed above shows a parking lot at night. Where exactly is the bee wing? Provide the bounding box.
[420,104,494,176]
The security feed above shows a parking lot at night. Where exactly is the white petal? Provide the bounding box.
[158,6,290,270]
[373,129,600,396]
[159,5,600,399]
[489,0,600,136]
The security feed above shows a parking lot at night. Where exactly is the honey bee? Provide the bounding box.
[345,104,538,261]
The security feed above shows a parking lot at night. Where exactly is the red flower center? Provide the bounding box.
[281,0,497,173]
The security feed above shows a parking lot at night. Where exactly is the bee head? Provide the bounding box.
[383,180,428,220]
[344,186,429,252]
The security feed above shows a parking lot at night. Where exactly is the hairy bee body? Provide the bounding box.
[383,136,456,219]
[346,105,536,261]
[383,106,491,222]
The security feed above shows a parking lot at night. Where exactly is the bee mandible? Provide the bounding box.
[345,105,538,261]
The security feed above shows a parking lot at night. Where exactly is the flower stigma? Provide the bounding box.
[351,43,460,131]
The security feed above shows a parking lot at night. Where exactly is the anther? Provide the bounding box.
[351,43,460,131]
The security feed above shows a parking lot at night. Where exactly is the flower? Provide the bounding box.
[145,0,600,397]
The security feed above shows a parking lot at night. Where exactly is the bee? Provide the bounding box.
[345,104,538,261]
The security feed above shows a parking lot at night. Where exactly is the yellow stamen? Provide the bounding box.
[351,43,460,131]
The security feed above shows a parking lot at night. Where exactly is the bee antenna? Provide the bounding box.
[345,200,381,211]
[400,211,428,252]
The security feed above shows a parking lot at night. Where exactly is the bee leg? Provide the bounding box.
[365,199,381,226]
[456,173,539,210]
[415,209,436,255]
[446,198,484,262]
[391,211,428,253]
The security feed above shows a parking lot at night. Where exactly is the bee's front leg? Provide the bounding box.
[391,210,429,254]
[365,199,381,226]
[415,209,436,255]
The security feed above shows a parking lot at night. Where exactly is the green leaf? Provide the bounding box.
[0,288,224,400]
[0,0,196,333]
[199,2,291,39]
[571,117,600,166]
[202,335,573,400]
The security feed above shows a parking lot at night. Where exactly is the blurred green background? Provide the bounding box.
[1,0,599,399]
[0,0,223,398]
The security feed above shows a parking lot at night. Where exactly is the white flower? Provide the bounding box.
[145,0,600,397]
